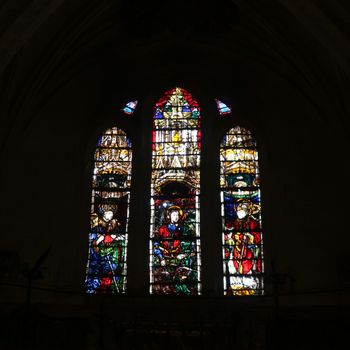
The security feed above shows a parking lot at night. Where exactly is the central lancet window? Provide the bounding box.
[150,87,201,295]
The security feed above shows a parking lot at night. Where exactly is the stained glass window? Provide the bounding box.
[215,99,231,115]
[220,126,264,295]
[85,127,132,294]
[150,87,201,295]
[122,100,138,115]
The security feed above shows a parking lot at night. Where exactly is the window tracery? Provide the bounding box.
[220,126,264,295]
[85,94,264,297]
[86,127,132,294]
[149,87,202,295]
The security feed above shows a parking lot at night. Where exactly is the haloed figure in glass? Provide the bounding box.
[153,204,197,295]
[224,198,262,295]
[157,206,182,261]
[87,204,126,293]
[150,87,201,295]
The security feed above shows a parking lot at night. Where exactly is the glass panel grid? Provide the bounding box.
[85,127,132,294]
[122,100,138,115]
[220,126,264,296]
[215,98,232,115]
[150,87,202,295]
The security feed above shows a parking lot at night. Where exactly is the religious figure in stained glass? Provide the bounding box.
[86,127,132,294]
[150,87,201,295]
[220,126,264,295]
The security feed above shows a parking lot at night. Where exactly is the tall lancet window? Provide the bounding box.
[220,126,264,295]
[86,127,132,294]
[150,87,201,295]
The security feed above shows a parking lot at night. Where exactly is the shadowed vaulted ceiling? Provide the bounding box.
[0,0,350,150]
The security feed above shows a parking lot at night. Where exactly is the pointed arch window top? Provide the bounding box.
[215,99,232,115]
[221,126,257,148]
[122,100,138,115]
[154,87,201,120]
